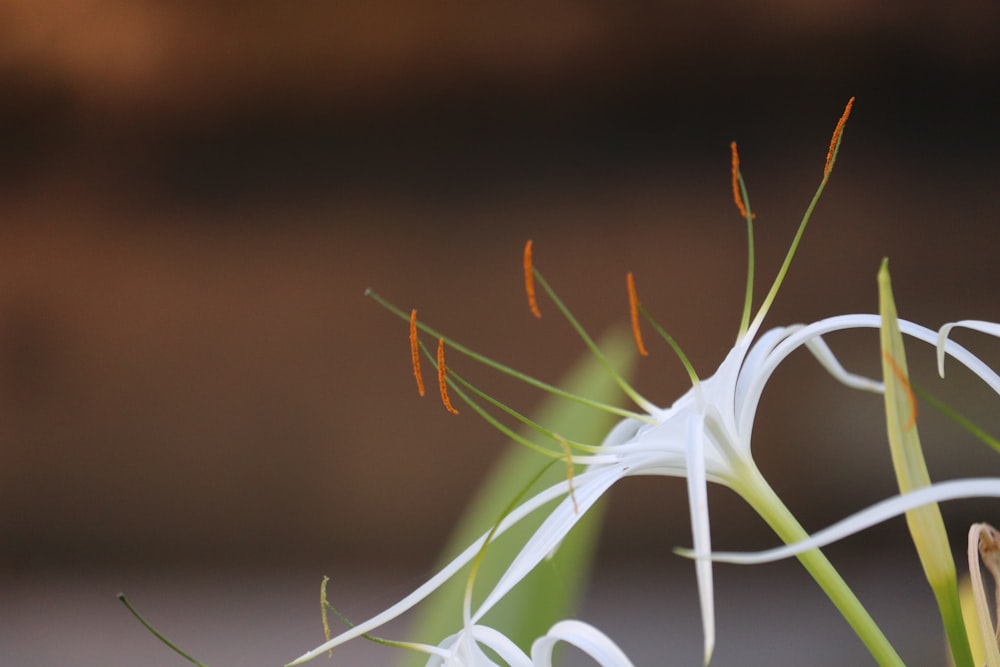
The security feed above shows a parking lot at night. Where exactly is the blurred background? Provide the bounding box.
[1,2,999,665]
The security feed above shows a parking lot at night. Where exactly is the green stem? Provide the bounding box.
[734,464,904,667]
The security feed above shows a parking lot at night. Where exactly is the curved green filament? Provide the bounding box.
[366,289,652,424]
[736,169,756,341]
[529,270,659,415]
[637,304,701,388]
[416,339,600,458]
[117,594,210,667]
[746,104,852,336]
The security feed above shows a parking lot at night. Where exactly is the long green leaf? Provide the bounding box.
[878,259,973,667]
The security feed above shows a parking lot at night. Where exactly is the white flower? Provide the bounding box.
[288,99,918,666]
[293,314,972,667]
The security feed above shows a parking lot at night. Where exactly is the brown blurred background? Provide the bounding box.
[1,2,999,665]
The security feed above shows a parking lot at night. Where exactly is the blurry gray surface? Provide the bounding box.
[0,555,949,666]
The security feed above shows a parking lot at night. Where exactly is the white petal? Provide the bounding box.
[693,478,1000,564]
[530,620,636,667]
[734,326,792,420]
[472,464,627,622]
[683,412,715,665]
[468,625,532,667]
[738,314,1000,438]
[286,478,579,665]
[938,320,1000,378]
[802,335,883,393]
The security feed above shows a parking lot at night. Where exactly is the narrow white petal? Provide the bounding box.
[733,327,790,419]
[472,465,626,622]
[938,320,1000,378]
[530,620,635,667]
[738,314,1000,438]
[694,478,1000,564]
[803,335,883,393]
[683,413,715,665]
[286,479,579,665]
[468,625,532,667]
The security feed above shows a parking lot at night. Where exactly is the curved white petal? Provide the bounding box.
[733,326,791,421]
[530,620,636,667]
[287,476,580,665]
[466,625,533,667]
[938,320,1000,378]
[737,314,1000,439]
[690,478,1000,564]
[802,335,883,393]
[473,464,627,622]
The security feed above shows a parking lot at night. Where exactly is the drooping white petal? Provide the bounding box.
[694,478,1000,565]
[802,334,883,393]
[682,411,715,665]
[530,620,636,667]
[938,320,1000,378]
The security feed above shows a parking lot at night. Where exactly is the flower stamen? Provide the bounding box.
[320,576,333,656]
[824,97,855,178]
[524,239,542,319]
[626,272,649,357]
[437,338,460,415]
[730,141,752,220]
[410,309,425,397]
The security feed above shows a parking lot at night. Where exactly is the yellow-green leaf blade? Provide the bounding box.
[878,259,973,667]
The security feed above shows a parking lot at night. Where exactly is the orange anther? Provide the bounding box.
[524,240,542,319]
[626,272,649,357]
[883,350,918,431]
[409,309,425,396]
[824,97,855,177]
[730,141,750,220]
[437,338,459,415]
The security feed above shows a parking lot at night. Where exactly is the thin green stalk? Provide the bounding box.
[732,464,904,667]
[118,594,209,667]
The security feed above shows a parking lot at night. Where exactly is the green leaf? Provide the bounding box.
[878,259,974,667]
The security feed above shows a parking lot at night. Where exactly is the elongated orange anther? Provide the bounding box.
[730,141,750,220]
[409,309,425,396]
[883,350,918,431]
[524,239,542,319]
[824,97,855,177]
[626,272,649,357]
[437,338,459,415]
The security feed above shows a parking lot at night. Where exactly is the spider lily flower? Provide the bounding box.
[291,99,908,666]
